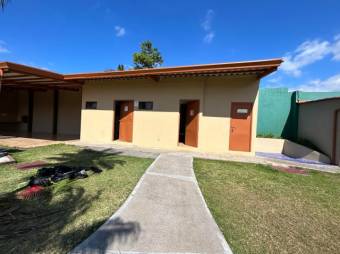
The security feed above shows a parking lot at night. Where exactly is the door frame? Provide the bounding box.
[229,102,253,152]
[113,100,134,142]
[178,99,200,147]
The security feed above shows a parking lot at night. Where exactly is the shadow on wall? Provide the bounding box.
[282,139,331,164]
[281,91,299,141]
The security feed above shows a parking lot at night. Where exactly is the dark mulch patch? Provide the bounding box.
[272,165,309,175]
[16,161,49,170]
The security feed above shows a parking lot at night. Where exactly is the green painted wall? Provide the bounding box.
[257,88,340,140]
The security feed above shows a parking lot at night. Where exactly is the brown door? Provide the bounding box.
[229,102,253,152]
[119,101,134,142]
[185,100,199,147]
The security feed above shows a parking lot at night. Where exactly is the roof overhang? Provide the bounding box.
[65,59,283,81]
[0,58,283,90]
[0,62,82,90]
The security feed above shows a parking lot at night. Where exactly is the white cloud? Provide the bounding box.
[332,34,340,61]
[0,40,10,53]
[202,9,214,31]
[293,74,340,92]
[114,26,126,37]
[203,32,215,44]
[201,9,215,44]
[281,40,330,77]
[280,35,340,76]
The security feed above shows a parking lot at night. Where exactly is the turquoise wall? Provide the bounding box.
[257,88,340,140]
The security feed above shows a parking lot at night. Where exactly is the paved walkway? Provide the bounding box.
[72,142,340,174]
[71,153,232,254]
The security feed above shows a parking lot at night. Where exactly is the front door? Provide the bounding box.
[229,102,253,152]
[119,101,134,142]
[185,100,199,147]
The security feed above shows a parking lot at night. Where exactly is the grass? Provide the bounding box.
[194,159,340,254]
[0,144,153,254]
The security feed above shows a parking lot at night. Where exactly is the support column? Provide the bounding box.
[28,90,34,133]
[53,89,59,136]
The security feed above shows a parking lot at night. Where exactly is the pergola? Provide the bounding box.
[0,61,82,91]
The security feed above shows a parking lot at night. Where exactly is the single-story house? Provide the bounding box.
[298,97,340,165]
[0,59,282,154]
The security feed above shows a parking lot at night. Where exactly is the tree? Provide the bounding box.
[117,64,125,71]
[0,0,9,10]
[133,40,163,69]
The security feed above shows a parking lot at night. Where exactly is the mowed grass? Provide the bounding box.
[0,144,153,254]
[194,159,340,254]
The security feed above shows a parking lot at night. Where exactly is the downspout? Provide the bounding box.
[332,108,340,164]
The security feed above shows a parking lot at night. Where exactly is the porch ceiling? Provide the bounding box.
[0,62,82,90]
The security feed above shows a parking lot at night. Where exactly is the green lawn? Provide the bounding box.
[194,159,340,254]
[0,144,153,254]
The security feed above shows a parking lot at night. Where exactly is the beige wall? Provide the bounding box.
[336,112,340,165]
[58,90,82,136]
[298,99,340,162]
[81,75,259,154]
[255,137,285,153]
[32,90,54,133]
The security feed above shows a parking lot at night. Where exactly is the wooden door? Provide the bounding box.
[185,100,199,147]
[229,102,253,152]
[119,101,134,142]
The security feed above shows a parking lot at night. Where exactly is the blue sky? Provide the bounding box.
[0,0,340,91]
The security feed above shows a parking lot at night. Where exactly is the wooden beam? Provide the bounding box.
[3,76,42,81]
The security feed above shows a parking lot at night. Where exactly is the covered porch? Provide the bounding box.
[0,62,83,144]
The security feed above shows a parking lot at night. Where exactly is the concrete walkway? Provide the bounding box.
[71,153,232,254]
[72,142,340,174]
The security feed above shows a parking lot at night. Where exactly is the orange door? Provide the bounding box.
[119,101,134,142]
[229,102,253,152]
[185,100,199,147]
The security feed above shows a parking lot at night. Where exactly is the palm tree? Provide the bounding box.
[1,0,9,9]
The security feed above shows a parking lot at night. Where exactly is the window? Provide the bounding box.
[86,101,97,109]
[138,101,153,110]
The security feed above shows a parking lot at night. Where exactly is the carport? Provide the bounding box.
[0,62,83,140]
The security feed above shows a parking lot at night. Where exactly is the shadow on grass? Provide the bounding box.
[49,148,127,170]
[0,186,101,253]
[0,148,140,253]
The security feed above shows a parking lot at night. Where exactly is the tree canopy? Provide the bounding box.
[1,0,9,9]
[117,64,125,71]
[133,40,163,69]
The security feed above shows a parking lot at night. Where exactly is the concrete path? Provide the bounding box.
[71,153,232,254]
[72,142,340,174]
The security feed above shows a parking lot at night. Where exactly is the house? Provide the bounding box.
[298,97,340,165]
[0,59,282,154]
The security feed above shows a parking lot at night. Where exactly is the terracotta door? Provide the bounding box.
[119,101,134,142]
[229,102,253,152]
[185,100,199,147]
